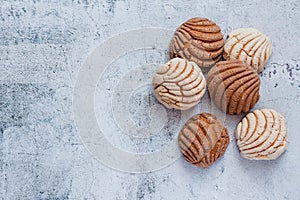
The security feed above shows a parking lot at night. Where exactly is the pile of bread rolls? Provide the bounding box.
[152,18,288,168]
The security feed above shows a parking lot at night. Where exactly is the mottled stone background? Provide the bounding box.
[1,0,300,199]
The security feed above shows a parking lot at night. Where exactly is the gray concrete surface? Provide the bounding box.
[1,0,300,199]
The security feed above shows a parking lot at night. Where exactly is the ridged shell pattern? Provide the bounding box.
[169,18,224,71]
[223,28,272,73]
[178,113,230,168]
[207,60,260,115]
[235,109,288,160]
[153,58,206,110]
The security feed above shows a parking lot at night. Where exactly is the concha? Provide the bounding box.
[206,60,260,115]
[169,17,224,72]
[235,109,288,160]
[178,113,230,168]
[152,58,206,110]
[223,28,272,73]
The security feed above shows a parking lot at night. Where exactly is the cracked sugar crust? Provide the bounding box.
[223,28,272,73]
[178,113,230,168]
[152,58,206,110]
[207,60,260,115]
[235,109,288,160]
[169,18,224,72]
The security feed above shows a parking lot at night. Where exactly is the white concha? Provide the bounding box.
[224,28,272,73]
[152,58,206,110]
[235,109,288,160]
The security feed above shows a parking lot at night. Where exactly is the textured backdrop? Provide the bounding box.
[1,0,300,199]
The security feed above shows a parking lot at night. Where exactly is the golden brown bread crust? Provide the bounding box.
[207,60,260,115]
[169,18,224,72]
[223,28,272,73]
[235,109,288,160]
[178,113,229,168]
[152,58,206,110]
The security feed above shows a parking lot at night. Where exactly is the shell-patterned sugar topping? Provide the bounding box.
[207,60,260,115]
[235,109,288,160]
[152,58,206,110]
[169,17,224,72]
[178,113,230,168]
[223,28,272,73]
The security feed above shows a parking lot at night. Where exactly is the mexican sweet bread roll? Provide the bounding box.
[235,109,288,160]
[152,58,206,110]
[223,28,272,73]
[178,113,229,168]
[169,17,224,72]
[206,60,260,115]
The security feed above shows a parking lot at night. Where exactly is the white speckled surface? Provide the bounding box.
[1,0,300,199]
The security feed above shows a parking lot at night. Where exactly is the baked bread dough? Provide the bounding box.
[223,28,272,73]
[207,60,260,115]
[169,17,224,72]
[178,113,230,168]
[153,58,206,110]
[235,109,288,160]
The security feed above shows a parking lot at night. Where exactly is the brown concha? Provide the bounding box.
[178,113,229,168]
[207,60,260,115]
[169,17,224,72]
